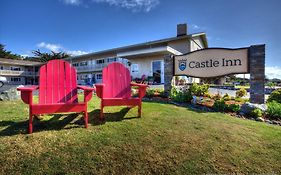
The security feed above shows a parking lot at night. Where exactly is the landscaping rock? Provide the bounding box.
[0,87,20,101]
[240,102,267,115]
[256,117,265,122]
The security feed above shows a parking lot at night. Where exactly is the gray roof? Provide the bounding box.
[0,58,43,66]
[66,32,208,60]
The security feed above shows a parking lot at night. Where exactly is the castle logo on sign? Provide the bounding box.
[178,59,187,71]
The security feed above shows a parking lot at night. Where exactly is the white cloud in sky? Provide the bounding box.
[236,66,281,79]
[36,42,88,56]
[265,66,281,79]
[61,0,82,5]
[37,42,62,52]
[66,50,89,56]
[191,24,200,30]
[60,0,160,12]
[92,0,160,12]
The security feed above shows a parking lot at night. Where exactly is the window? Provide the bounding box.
[11,77,21,82]
[107,58,117,63]
[96,74,102,80]
[96,59,105,64]
[79,62,88,66]
[10,66,21,71]
[0,66,3,70]
[73,63,79,67]
[131,64,139,73]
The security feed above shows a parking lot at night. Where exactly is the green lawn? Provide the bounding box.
[0,97,281,174]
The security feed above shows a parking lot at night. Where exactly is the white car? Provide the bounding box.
[0,76,8,87]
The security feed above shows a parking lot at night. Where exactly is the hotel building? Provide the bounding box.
[65,24,208,85]
[0,58,42,85]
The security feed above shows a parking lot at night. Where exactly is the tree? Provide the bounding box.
[0,44,21,59]
[31,49,70,62]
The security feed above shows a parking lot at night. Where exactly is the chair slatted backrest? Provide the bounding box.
[102,62,131,99]
[39,60,78,104]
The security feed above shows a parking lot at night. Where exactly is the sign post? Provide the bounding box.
[164,44,265,104]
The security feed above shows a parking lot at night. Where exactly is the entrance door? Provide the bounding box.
[152,60,164,84]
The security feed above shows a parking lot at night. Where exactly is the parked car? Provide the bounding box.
[0,76,8,87]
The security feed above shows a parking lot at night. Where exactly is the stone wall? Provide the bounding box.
[164,54,173,95]
[249,44,265,104]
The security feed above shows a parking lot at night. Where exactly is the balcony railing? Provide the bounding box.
[75,61,129,73]
[0,70,39,76]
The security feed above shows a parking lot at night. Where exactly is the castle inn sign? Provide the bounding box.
[164,45,265,104]
[174,48,248,78]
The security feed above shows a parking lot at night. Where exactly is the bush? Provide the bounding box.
[222,93,231,101]
[267,89,281,103]
[236,88,247,98]
[212,93,222,101]
[189,83,209,96]
[146,89,155,98]
[213,100,227,112]
[250,108,263,118]
[234,97,246,103]
[267,101,281,119]
[170,86,192,103]
[226,104,241,112]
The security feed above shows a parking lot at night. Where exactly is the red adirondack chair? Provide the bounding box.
[95,62,148,119]
[17,60,95,134]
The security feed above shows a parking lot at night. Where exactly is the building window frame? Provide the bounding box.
[10,66,21,71]
[11,77,21,82]
[96,73,102,80]
[96,59,105,64]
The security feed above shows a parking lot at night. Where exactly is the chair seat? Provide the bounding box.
[102,98,140,106]
[31,103,86,115]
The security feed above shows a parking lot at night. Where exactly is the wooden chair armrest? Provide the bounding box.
[17,86,38,104]
[17,85,39,92]
[77,85,95,91]
[77,86,95,102]
[95,84,104,98]
[130,83,148,88]
[130,83,148,98]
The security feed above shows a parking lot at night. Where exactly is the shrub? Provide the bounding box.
[236,88,247,98]
[146,89,155,98]
[234,97,245,103]
[170,86,192,103]
[189,83,209,96]
[222,93,231,101]
[213,100,227,112]
[267,101,281,119]
[267,89,281,103]
[250,108,263,118]
[226,104,241,112]
[204,92,212,98]
[212,93,222,101]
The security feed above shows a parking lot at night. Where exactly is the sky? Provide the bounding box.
[1,0,281,79]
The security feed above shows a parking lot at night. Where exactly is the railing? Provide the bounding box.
[0,70,39,76]
[0,70,25,76]
[75,61,129,73]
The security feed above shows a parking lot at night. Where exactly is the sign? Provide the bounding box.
[174,48,248,78]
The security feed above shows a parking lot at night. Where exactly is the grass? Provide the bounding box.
[0,97,281,174]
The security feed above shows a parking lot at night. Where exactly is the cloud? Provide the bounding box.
[236,66,281,79]
[37,42,62,52]
[60,0,160,12]
[265,66,281,79]
[191,24,200,30]
[66,50,89,56]
[92,0,159,12]
[20,54,30,58]
[61,0,82,5]
[36,42,88,56]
